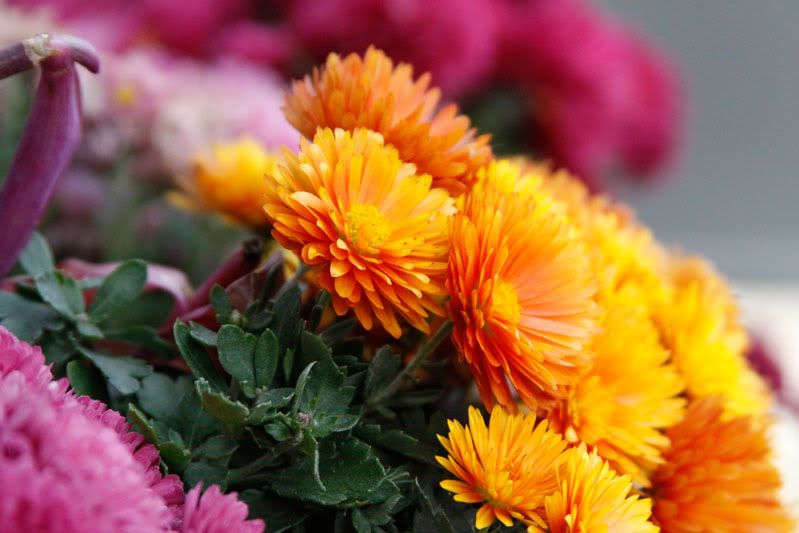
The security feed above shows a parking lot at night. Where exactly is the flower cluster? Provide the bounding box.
[258,48,792,531]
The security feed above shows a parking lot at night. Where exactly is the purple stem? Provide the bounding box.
[0,34,99,279]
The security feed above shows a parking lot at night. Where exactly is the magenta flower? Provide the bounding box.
[0,325,53,387]
[180,484,264,533]
[77,396,186,524]
[0,371,171,532]
[287,0,500,98]
[498,0,682,187]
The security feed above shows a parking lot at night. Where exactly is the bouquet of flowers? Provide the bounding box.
[0,32,793,533]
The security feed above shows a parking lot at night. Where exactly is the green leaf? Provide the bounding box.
[128,404,160,445]
[183,462,227,489]
[355,425,436,465]
[254,329,278,390]
[297,432,324,490]
[246,388,294,424]
[273,283,301,359]
[268,439,391,507]
[18,232,54,276]
[78,346,152,395]
[174,321,228,392]
[412,480,457,533]
[308,290,332,331]
[365,347,401,401]
[0,291,62,342]
[210,284,233,323]
[189,322,218,346]
[104,326,175,357]
[195,378,249,427]
[296,354,357,438]
[89,260,147,321]
[320,318,357,344]
[351,509,372,533]
[66,360,108,401]
[217,325,258,397]
[291,362,316,415]
[137,373,187,420]
[192,435,239,461]
[75,318,104,339]
[35,271,84,319]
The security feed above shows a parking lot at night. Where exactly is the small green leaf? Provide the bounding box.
[104,326,175,357]
[210,284,233,323]
[78,346,152,395]
[89,260,147,321]
[254,329,278,390]
[183,462,227,489]
[217,325,258,397]
[189,322,218,346]
[291,362,316,415]
[297,432,325,490]
[18,232,54,276]
[75,319,104,339]
[196,379,249,427]
[193,435,239,461]
[137,373,184,420]
[355,425,436,464]
[66,360,108,401]
[273,283,301,358]
[0,291,62,342]
[35,271,84,319]
[174,321,228,392]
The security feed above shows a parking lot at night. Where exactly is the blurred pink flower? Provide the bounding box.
[0,370,171,532]
[499,0,681,187]
[180,484,264,533]
[0,325,52,387]
[287,0,500,98]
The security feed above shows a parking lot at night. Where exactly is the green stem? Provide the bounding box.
[368,320,453,407]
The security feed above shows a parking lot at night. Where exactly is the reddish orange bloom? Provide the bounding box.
[263,128,454,338]
[447,162,597,410]
[652,397,794,532]
[283,47,492,195]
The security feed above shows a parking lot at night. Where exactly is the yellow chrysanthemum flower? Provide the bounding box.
[283,47,492,196]
[655,256,772,417]
[549,285,685,486]
[262,127,454,338]
[535,164,668,301]
[170,138,278,228]
[652,397,794,532]
[437,406,567,530]
[543,444,658,533]
[447,161,598,410]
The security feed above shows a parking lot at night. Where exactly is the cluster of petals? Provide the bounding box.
[437,406,657,532]
[446,160,597,409]
[263,127,454,338]
[283,46,492,196]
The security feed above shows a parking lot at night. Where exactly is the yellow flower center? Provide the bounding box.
[345,204,391,251]
[492,280,521,323]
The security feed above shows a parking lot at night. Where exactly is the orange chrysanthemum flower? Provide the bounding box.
[437,406,567,530]
[543,444,658,533]
[655,255,772,417]
[549,285,685,486]
[447,161,597,410]
[170,138,278,228]
[263,127,454,338]
[652,397,794,532]
[283,47,492,195]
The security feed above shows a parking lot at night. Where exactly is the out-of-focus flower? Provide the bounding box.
[0,325,53,387]
[283,47,492,196]
[81,49,297,177]
[180,484,264,533]
[655,256,772,417]
[447,161,596,409]
[544,444,657,533]
[499,0,681,187]
[437,406,567,531]
[264,128,453,338]
[0,371,171,532]
[77,396,185,523]
[287,0,499,98]
[549,286,685,486]
[652,397,794,532]
[216,21,296,71]
[170,138,280,228]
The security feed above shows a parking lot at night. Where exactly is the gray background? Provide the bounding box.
[604,1,798,281]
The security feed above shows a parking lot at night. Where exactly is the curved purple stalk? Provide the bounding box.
[0,34,99,279]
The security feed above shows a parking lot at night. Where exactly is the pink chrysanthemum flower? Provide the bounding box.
[0,372,171,532]
[0,325,53,387]
[78,396,185,523]
[180,484,264,533]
